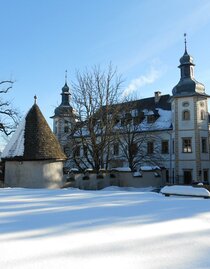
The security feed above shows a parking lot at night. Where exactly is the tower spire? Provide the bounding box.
[184,33,187,53]
[65,70,67,84]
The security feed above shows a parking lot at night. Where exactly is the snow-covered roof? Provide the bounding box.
[112,167,131,172]
[140,166,160,171]
[1,118,26,158]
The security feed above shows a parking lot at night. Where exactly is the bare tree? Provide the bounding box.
[0,80,20,137]
[68,64,124,171]
[113,101,165,171]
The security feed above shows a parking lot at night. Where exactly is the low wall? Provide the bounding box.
[63,170,166,190]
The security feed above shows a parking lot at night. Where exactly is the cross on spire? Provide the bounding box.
[34,95,37,104]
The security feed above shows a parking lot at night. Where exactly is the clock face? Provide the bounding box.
[200,101,205,107]
[182,101,189,107]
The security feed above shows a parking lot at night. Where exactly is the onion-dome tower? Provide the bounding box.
[51,71,76,145]
[171,34,210,185]
[172,34,206,97]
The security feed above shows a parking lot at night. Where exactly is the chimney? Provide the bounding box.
[154,91,161,103]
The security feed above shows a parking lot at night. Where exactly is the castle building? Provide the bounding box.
[52,41,210,185]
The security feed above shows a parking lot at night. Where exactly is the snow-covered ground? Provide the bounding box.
[1,187,210,269]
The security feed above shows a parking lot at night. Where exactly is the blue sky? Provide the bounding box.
[1,0,210,148]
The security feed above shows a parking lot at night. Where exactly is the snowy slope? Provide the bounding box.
[0,187,210,269]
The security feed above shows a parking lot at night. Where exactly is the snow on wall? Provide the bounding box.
[161,185,210,197]
[1,118,26,158]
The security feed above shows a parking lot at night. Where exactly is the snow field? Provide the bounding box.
[0,187,210,269]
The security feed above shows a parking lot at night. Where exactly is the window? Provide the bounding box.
[133,112,144,125]
[113,142,119,156]
[74,145,80,157]
[147,115,156,123]
[64,120,70,133]
[201,138,208,153]
[64,126,69,133]
[83,145,88,156]
[161,140,169,154]
[147,141,154,154]
[133,116,141,125]
[203,170,209,183]
[182,101,189,107]
[182,138,192,153]
[130,143,138,156]
[200,110,205,120]
[63,146,70,156]
[166,170,169,183]
[183,110,190,120]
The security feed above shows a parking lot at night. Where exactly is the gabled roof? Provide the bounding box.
[2,103,66,161]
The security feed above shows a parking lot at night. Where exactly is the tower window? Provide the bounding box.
[182,138,192,153]
[183,110,190,120]
[200,110,205,120]
[64,126,69,133]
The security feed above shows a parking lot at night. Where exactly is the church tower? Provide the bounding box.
[171,35,210,184]
[51,71,76,150]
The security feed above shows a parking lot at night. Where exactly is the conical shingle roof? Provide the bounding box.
[2,103,66,161]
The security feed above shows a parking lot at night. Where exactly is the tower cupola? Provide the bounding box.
[51,71,74,118]
[61,71,71,106]
[172,34,205,97]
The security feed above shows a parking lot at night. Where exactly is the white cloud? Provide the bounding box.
[122,66,162,97]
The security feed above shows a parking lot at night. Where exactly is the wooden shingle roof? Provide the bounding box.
[23,104,66,161]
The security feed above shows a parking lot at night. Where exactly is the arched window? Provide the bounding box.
[200,110,205,120]
[183,110,190,120]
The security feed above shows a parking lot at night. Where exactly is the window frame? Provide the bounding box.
[201,137,208,153]
[182,138,192,153]
[161,140,169,154]
[182,110,190,121]
[147,141,154,154]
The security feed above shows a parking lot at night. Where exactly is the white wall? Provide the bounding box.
[5,160,64,188]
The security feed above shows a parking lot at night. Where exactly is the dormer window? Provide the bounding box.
[147,115,156,123]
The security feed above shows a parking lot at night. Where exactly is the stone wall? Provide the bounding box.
[63,169,166,190]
